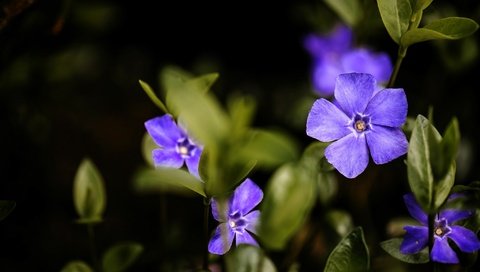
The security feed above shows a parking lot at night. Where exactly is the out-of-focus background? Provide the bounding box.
[1,0,479,271]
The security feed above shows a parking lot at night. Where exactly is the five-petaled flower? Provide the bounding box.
[144,114,202,177]
[400,193,480,263]
[208,178,263,255]
[304,24,392,97]
[306,72,408,178]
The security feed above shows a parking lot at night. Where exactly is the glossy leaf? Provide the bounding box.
[73,158,106,223]
[225,245,277,272]
[324,0,362,27]
[0,200,15,221]
[401,17,479,47]
[60,261,93,272]
[102,241,143,272]
[380,238,429,264]
[259,163,316,250]
[138,80,168,113]
[377,0,412,43]
[323,227,370,272]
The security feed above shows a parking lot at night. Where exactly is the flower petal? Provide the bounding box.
[334,73,376,117]
[324,133,369,179]
[244,210,261,234]
[144,115,181,147]
[230,179,263,215]
[306,98,351,142]
[185,149,202,178]
[312,60,343,97]
[439,209,474,224]
[211,198,227,222]
[431,237,459,264]
[304,24,352,58]
[235,231,259,247]
[152,148,184,168]
[364,88,407,128]
[400,226,428,254]
[403,194,427,225]
[366,126,408,164]
[449,225,480,252]
[208,223,234,255]
[341,49,393,83]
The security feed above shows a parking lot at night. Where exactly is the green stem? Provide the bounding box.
[87,224,99,271]
[203,198,211,271]
[387,45,408,88]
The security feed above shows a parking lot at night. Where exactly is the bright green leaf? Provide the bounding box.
[401,17,479,47]
[186,72,219,94]
[102,241,143,272]
[225,245,277,272]
[323,227,370,272]
[324,0,362,27]
[412,0,433,12]
[0,200,15,221]
[73,158,106,223]
[380,238,429,264]
[377,0,412,43]
[138,80,168,113]
[60,261,93,272]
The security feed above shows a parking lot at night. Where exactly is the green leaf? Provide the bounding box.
[138,80,168,113]
[73,158,106,223]
[102,241,143,272]
[380,238,429,264]
[141,132,156,167]
[259,163,316,250]
[377,0,412,44]
[412,0,433,12]
[227,95,257,140]
[431,117,460,179]
[60,261,93,272]
[433,162,456,209]
[324,0,362,27]
[0,200,15,221]
[323,227,370,272]
[187,72,219,94]
[401,17,479,47]
[133,167,206,197]
[225,245,277,272]
[326,210,354,237]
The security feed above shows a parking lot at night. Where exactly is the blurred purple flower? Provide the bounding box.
[304,24,392,97]
[400,194,480,263]
[306,73,408,178]
[208,178,263,255]
[144,114,202,177]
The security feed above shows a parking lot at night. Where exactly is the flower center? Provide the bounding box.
[175,137,196,158]
[352,114,370,133]
[434,218,451,238]
[355,120,366,132]
[228,211,247,233]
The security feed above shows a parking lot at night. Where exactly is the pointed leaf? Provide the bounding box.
[324,0,362,27]
[0,200,15,221]
[377,0,412,43]
[225,245,277,272]
[431,117,460,179]
[60,261,93,272]
[412,0,433,12]
[380,238,429,264]
[138,80,168,113]
[187,73,219,94]
[433,162,456,210]
[102,241,144,272]
[323,227,370,272]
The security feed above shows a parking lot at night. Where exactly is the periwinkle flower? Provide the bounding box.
[144,114,202,177]
[208,178,263,255]
[306,73,408,178]
[304,24,392,97]
[400,194,480,263]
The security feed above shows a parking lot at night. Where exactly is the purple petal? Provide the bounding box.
[341,49,393,83]
[144,115,181,147]
[230,179,263,215]
[400,226,428,254]
[244,210,261,235]
[431,237,459,263]
[403,194,428,225]
[185,150,202,178]
[152,148,184,168]
[235,231,259,247]
[366,126,408,164]
[324,133,369,179]
[439,209,474,224]
[306,98,351,142]
[304,25,352,57]
[449,226,480,252]
[211,199,227,222]
[334,73,376,117]
[312,60,343,97]
[208,223,234,255]
[364,88,407,128]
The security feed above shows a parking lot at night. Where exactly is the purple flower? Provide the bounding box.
[306,73,408,178]
[144,114,202,177]
[304,24,392,97]
[208,178,263,255]
[400,194,480,263]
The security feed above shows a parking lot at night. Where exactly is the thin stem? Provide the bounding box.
[203,198,211,271]
[387,46,408,88]
[87,224,99,271]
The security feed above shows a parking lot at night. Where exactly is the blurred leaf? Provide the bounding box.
[402,116,416,140]
[73,158,106,223]
[259,163,316,250]
[187,73,219,94]
[323,0,362,27]
[225,245,277,272]
[159,66,193,93]
[134,167,205,197]
[60,261,93,272]
[141,132,156,167]
[138,80,168,113]
[326,210,354,238]
[317,172,338,205]
[377,0,412,44]
[401,17,479,47]
[227,95,257,139]
[323,227,370,272]
[102,241,143,272]
[0,200,15,221]
[380,238,429,264]
[412,0,433,12]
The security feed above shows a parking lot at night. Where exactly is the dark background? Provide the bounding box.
[1,0,479,271]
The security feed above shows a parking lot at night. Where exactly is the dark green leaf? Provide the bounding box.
[401,17,479,47]
[225,245,277,272]
[60,261,93,272]
[138,80,168,113]
[377,0,412,44]
[102,241,143,272]
[73,158,106,223]
[380,238,429,264]
[0,200,15,221]
[433,162,456,210]
[435,117,460,179]
[323,227,370,272]
[324,0,362,27]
